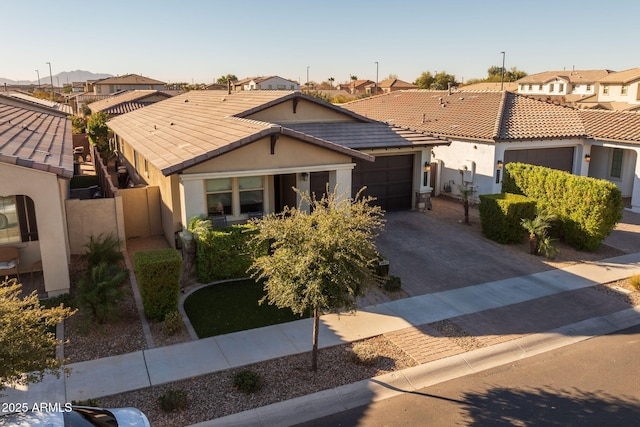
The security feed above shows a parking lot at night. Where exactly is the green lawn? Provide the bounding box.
[184,279,307,338]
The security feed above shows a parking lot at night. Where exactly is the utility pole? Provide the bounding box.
[46,62,54,101]
[500,51,506,91]
[35,69,41,90]
[375,61,378,95]
[306,66,310,90]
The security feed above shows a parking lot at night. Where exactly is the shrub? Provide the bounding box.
[163,310,184,336]
[384,275,402,292]
[349,341,380,366]
[503,162,623,250]
[478,193,536,244]
[71,398,100,407]
[629,275,640,291]
[233,369,262,394]
[135,249,182,322]
[76,262,128,323]
[83,234,124,269]
[158,389,188,413]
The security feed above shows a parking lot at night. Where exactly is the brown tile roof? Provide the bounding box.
[459,81,519,91]
[342,90,585,141]
[0,92,73,115]
[377,79,419,89]
[94,74,166,86]
[597,68,640,84]
[580,109,640,142]
[516,70,613,84]
[107,91,381,175]
[0,100,73,178]
[88,90,172,114]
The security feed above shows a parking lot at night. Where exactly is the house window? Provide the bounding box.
[133,150,139,171]
[0,195,38,245]
[520,84,525,91]
[539,84,543,91]
[206,178,233,215]
[559,83,564,92]
[610,149,623,179]
[603,84,609,95]
[239,176,263,213]
[528,84,533,91]
[549,84,554,93]
[621,85,628,95]
[572,84,578,91]
[144,159,149,178]
[586,84,592,91]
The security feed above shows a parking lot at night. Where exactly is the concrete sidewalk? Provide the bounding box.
[4,253,640,412]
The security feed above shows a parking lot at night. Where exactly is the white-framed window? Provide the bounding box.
[549,84,554,93]
[572,84,578,91]
[610,149,623,179]
[621,85,628,95]
[559,83,564,92]
[205,176,264,217]
[528,84,533,91]
[587,84,592,91]
[603,84,609,95]
[0,195,38,245]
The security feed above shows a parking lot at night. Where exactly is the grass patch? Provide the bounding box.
[184,279,305,338]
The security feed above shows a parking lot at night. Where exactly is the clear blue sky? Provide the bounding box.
[4,0,639,85]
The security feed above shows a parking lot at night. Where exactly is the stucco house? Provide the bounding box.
[232,76,300,91]
[516,69,612,103]
[0,98,73,296]
[87,90,174,116]
[343,90,640,213]
[369,78,419,94]
[106,90,446,247]
[586,68,640,111]
[88,74,166,95]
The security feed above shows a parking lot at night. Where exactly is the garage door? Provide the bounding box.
[505,147,574,172]
[352,155,414,211]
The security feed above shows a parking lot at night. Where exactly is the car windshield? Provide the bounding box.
[64,408,118,427]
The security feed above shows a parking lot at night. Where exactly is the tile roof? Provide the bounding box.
[0,100,73,178]
[377,79,418,89]
[107,91,387,175]
[0,92,73,115]
[516,70,613,84]
[88,90,172,114]
[94,74,166,86]
[342,90,585,141]
[597,68,640,84]
[580,109,640,142]
[459,81,519,91]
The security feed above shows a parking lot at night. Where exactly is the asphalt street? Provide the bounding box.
[296,324,640,427]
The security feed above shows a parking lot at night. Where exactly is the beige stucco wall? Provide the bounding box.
[66,197,126,255]
[247,98,358,123]
[184,135,350,174]
[0,163,70,295]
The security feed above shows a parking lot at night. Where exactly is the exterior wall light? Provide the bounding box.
[497,160,503,169]
[424,162,431,172]
[585,154,591,162]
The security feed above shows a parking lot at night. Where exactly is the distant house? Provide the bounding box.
[459,81,519,92]
[369,78,418,94]
[516,70,612,104]
[343,89,640,212]
[586,68,640,111]
[88,74,166,95]
[337,80,374,95]
[0,98,73,296]
[87,90,174,116]
[0,91,73,115]
[232,76,299,91]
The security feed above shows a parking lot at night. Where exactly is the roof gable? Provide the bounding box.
[94,74,166,86]
[598,68,640,84]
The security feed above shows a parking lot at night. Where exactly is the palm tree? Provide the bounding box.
[520,212,556,255]
[350,75,358,94]
[328,77,334,89]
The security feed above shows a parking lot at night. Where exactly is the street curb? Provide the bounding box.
[190,307,640,427]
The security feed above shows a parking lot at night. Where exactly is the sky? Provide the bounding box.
[4,0,640,85]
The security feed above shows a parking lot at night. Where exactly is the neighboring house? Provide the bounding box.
[232,76,300,91]
[337,80,375,95]
[88,74,166,95]
[459,81,519,92]
[107,91,446,247]
[0,91,73,115]
[87,90,174,116]
[369,78,419,94]
[343,90,640,213]
[516,69,612,104]
[0,98,73,296]
[585,68,640,111]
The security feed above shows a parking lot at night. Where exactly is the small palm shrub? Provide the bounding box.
[349,341,380,366]
[163,311,184,336]
[384,275,402,292]
[158,389,188,413]
[84,233,124,268]
[76,262,128,323]
[233,369,262,394]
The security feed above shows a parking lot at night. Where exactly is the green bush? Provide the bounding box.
[135,249,182,322]
[478,193,536,244]
[158,388,188,413]
[233,369,262,394]
[194,224,265,282]
[503,163,623,250]
[384,275,402,292]
[76,262,128,323]
[71,398,100,407]
[163,310,184,336]
[349,341,380,366]
[83,234,124,269]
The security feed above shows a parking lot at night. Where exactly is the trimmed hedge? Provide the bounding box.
[479,193,537,243]
[195,224,264,282]
[134,249,182,321]
[503,163,623,250]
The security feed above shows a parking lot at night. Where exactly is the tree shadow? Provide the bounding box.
[461,386,640,426]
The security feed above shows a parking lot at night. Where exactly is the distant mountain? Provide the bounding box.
[0,70,113,86]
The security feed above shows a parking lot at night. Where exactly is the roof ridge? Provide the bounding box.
[493,91,509,139]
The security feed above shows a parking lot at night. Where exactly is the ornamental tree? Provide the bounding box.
[0,279,75,393]
[249,188,385,371]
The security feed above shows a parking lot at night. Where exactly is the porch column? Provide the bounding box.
[577,144,591,177]
[631,147,640,213]
[296,172,311,212]
[179,177,207,229]
[329,168,352,203]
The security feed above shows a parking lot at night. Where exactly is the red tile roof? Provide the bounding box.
[343,90,585,142]
[580,109,640,143]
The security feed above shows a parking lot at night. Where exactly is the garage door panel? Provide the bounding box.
[505,147,574,172]
[352,154,414,211]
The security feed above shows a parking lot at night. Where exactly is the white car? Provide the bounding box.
[0,406,151,427]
